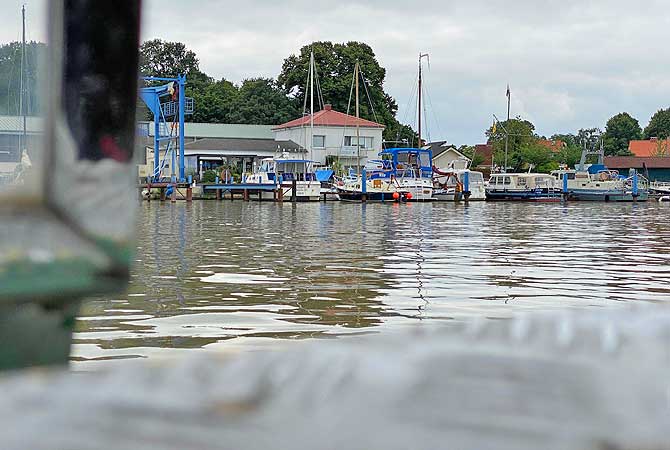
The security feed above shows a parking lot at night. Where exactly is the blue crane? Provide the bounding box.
[139,75,194,182]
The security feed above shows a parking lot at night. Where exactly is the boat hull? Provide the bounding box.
[568,190,649,202]
[486,189,561,202]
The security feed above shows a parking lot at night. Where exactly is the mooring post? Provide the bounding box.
[463,171,471,204]
[186,175,193,202]
[361,168,367,203]
[170,186,177,203]
[632,169,639,202]
[562,172,569,202]
[160,187,166,201]
[243,189,249,202]
[291,179,297,202]
[258,190,262,201]
[277,187,283,202]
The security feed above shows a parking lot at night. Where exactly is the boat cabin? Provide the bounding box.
[372,148,433,179]
[254,157,316,182]
[488,173,557,190]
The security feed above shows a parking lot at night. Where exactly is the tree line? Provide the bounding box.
[139,39,417,144]
[469,108,670,173]
[0,41,46,116]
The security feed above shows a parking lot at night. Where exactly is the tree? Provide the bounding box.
[190,78,238,123]
[485,117,537,171]
[278,41,416,144]
[459,145,485,168]
[228,78,299,125]
[139,39,204,80]
[0,41,46,115]
[644,107,670,139]
[602,112,640,156]
[551,134,582,167]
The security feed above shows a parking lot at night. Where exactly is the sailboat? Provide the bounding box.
[336,55,434,202]
[245,51,320,201]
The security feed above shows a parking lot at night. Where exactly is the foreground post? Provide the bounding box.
[361,168,367,203]
[463,171,471,203]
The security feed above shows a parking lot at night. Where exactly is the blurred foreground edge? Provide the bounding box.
[0,0,140,369]
[0,308,668,450]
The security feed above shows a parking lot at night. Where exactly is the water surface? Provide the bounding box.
[72,201,670,366]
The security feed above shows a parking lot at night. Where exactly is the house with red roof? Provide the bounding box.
[273,104,385,166]
[628,138,670,157]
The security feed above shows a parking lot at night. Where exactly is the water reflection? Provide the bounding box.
[73,201,670,366]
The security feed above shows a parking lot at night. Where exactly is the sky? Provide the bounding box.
[2,0,669,145]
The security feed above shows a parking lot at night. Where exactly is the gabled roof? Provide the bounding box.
[628,139,670,157]
[273,104,385,130]
[604,156,670,169]
[424,141,466,159]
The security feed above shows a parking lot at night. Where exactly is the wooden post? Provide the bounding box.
[230,190,234,201]
[258,190,262,201]
[291,179,297,202]
[170,187,177,203]
[277,187,283,202]
[216,189,221,201]
[186,187,193,202]
[160,188,166,201]
[243,189,249,202]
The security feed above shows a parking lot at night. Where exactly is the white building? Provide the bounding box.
[272,104,385,167]
[426,141,471,170]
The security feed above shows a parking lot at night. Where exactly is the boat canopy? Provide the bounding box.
[379,147,433,176]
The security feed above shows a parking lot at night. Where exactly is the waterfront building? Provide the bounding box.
[0,115,42,177]
[425,141,470,170]
[272,104,385,167]
[136,121,303,180]
[604,156,670,182]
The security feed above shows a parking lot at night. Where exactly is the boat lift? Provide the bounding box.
[139,75,194,182]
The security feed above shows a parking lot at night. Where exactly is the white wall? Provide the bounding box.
[433,149,470,170]
[274,125,383,165]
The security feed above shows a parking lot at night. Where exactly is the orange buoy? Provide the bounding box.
[392,192,400,200]
[406,192,413,200]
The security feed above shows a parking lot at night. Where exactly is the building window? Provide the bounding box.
[313,135,325,148]
[344,136,373,149]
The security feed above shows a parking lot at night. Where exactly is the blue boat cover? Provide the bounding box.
[315,169,334,182]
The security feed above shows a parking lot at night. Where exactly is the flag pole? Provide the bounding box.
[504,84,510,173]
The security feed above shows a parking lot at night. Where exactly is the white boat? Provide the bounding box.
[432,167,486,201]
[485,173,560,201]
[246,153,321,201]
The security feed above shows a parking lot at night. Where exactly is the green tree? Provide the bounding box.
[278,41,416,144]
[190,78,238,123]
[228,78,299,125]
[0,41,46,115]
[551,134,582,167]
[643,107,670,139]
[139,39,205,80]
[458,145,485,168]
[486,117,537,171]
[602,112,640,156]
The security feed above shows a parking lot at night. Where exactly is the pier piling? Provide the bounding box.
[291,180,297,203]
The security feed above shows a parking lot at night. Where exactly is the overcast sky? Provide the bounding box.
[2,0,669,145]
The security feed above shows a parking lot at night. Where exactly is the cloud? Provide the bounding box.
[1,0,669,144]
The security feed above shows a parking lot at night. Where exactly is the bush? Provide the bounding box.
[202,169,217,183]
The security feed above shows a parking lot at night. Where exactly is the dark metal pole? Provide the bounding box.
[20,5,27,152]
[504,85,510,173]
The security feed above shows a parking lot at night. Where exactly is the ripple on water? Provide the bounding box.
[72,201,670,366]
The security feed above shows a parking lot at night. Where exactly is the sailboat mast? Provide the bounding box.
[417,54,422,149]
[309,51,314,165]
[20,5,26,152]
[355,62,360,175]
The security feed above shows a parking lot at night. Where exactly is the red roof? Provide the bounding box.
[537,139,564,153]
[604,156,670,169]
[628,139,670,157]
[273,104,385,130]
[474,144,493,165]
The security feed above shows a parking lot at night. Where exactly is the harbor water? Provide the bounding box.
[72,201,670,367]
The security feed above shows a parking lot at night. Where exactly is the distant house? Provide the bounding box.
[604,156,670,182]
[425,141,470,170]
[473,143,494,176]
[272,104,385,167]
[537,139,565,153]
[628,138,670,157]
[0,115,42,176]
